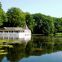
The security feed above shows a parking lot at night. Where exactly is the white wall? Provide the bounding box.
[0,32,19,39]
[0,29,31,40]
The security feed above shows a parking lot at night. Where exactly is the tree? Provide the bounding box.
[6,7,25,27]
[25,13,35,33]
[45,16,55,34]
[0,2,6,27]
[33,13,50,35]
[0,2,2,9]
[54,18,62,33]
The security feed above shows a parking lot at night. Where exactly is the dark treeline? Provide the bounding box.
[0,2,62,35]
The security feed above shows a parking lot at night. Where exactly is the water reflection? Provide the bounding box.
[20,51,62,62]
[0,36,62,62]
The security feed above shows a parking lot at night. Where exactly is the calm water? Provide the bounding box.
[0,36,62,62]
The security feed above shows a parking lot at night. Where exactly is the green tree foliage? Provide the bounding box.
[54,18,62,33]
[45,16,55,34]
[32,13,50,35]
[0,2,6,27]
[6,7,25,27]
[25,13,55,35]
[0,2,2,9]
[25,13,35,33]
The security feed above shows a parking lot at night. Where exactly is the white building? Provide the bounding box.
[0,26,31,40]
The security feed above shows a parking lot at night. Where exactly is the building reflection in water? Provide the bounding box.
[0,36,62,62]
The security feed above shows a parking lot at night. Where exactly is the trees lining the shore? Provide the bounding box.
[0,2,62,35]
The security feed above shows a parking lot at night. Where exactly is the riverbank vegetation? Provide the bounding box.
[0,2,62,35]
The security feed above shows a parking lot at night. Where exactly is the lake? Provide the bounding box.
[0,35,62,62]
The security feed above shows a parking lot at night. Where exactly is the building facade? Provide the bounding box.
[0,26,31,40]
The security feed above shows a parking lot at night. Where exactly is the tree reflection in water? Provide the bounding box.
[0,36,62,62]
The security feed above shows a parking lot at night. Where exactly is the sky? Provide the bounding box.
[0,0,62,17]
